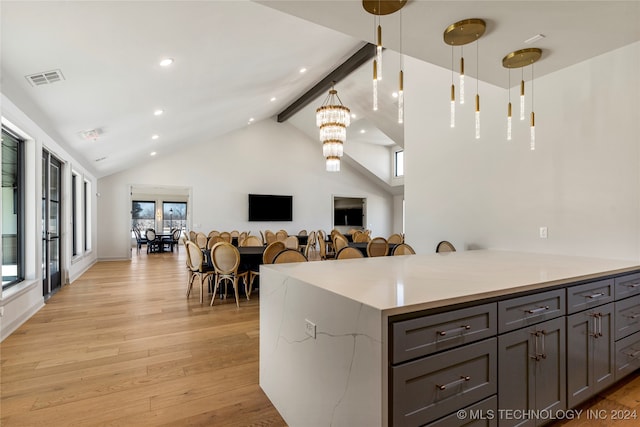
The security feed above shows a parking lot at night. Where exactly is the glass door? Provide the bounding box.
[42,150,62,298]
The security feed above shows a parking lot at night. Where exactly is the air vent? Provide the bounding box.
[25,69,65,86]
[94,157,107,162]
[79,128,103,141]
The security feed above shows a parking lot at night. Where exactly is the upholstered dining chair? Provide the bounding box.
[209,242,248,308]
[336,247,365,260]
[367,236,389,257]
[145,229,161,253]
[185,240,215,304]
[133,228,147,254]
[392,243,416,255]
[436,241,456,253]
[273,249,308,263]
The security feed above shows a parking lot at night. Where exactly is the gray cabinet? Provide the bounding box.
[566,302,615,407]
[498,316,566,427]
[613,273,640,382]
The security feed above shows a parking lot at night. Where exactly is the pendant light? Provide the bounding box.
[475,40,480,139]
[450,46,455,128]
[443,18,486,137]
[363,0,407,110]
[502,48,542,149]
[316,82,350,172]
[507,69,512,140]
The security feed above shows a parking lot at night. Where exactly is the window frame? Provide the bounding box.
[2,127,25,289]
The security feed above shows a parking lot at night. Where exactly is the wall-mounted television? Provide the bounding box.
[248,194,293,222]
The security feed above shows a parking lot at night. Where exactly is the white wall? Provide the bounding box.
[97,119,394,260]
[1,94,98,340]
[404,42,640,260]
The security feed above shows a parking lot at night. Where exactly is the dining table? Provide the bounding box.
[348,242,398,257]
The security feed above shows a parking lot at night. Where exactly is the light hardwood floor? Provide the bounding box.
[1,247,639,426]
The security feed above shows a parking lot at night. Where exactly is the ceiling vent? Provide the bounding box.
[94,156,107,162]
[79,128,103,141]
[25,69,65,86]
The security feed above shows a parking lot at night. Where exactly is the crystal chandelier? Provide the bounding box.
[316,83,350,172]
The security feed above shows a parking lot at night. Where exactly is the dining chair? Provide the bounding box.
[336,247,365,260]
[318,234,335,260]
[304,230,317,258]
[133,228,147,254]
[283,235,299,250]
[194,232,207,249]
[184,241,195,296]
[185,240,215,304]
[242,235,263,247]
[273,249,308,263]
[353,232,371,243]
[436,241,456,253]
[145,229,161,253]
[388,233,404,244]
[163,228,181,252]
[392,243,416,255]
[219,231,232,243]
[259,230,265,245]
[265,230,277,245]
[275,230,288,241]
[367,236,389,257]
[189,230,197,242]
[263,241,286,264]
[333,235,348,253]
[207,230,220,239]
[230,230,240,239]
[207,235,225,249]
[209,242,248,308]
[238,231,248,246]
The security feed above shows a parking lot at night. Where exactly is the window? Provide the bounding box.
[2,128,25,288]
[162,202,187,232]
[71,172,78,257]
[132,200,156,231]
[84,180,92,251]
[395,150,404,177]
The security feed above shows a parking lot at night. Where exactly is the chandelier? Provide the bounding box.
[316,83,350,172]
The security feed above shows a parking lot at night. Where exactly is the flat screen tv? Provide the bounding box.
[248,194,293,222]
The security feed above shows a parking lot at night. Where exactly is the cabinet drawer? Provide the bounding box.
[615,296,640,340]
[615,331,640,381]
[615,272,640,300]
[391,303,496,364]
[567,279,614,314]
[391,338,497,427]
[498,289,565,333]
[426,396,497,427]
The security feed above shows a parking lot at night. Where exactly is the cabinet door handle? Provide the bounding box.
[525,306,549,314]
[589,313,603,338]
[540,330,547,359]
[530,331,545,361]
[586,292,605,299]
[627,312,640,320]
[437,375,471,390]
[437,325,471,336]
[597,313,603,337]
[627,349,640,359]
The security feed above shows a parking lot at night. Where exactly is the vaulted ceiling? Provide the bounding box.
[2,1,638,181]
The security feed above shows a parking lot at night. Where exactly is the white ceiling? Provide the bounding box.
[2,1,639,179]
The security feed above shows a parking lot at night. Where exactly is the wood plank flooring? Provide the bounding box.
[0,248,286,426]
[1,247,639,426]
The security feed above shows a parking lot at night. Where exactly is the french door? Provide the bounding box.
[42,150,62,298]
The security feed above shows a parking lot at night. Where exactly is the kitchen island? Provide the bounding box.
[259,250,640,426]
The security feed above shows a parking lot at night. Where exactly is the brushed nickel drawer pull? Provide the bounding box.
[525,306,549,314]
[437,325,471,336]
[586,292,605,299]
[437,375,471,390]
[626,281,640,288]
[627,312,640,320]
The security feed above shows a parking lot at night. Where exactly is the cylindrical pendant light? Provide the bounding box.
[443,18,486,136]
[507,69,512,140]
[502,48,542,149]
[373,59,378,111]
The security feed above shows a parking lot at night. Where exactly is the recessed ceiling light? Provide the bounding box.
[270,97,277,102]
[351,113,357,119]
[360,129,366,134]
[159,58,174,67]
[151,134,159,140]
[299,67,307,73]
[150,151,157,156]
[392,92,398,98]
[248,117,255,123]
[154,109,164,116]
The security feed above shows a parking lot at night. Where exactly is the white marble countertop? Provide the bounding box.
[262,250,640,315]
